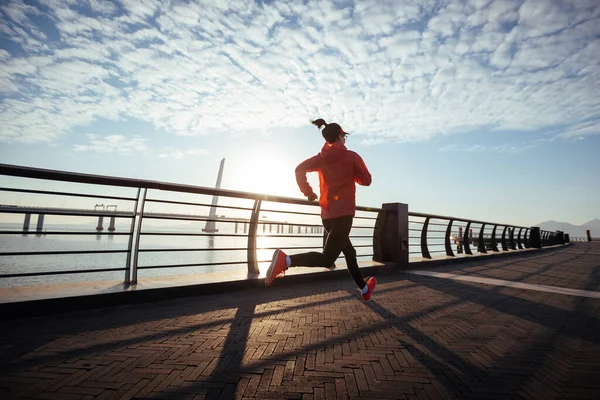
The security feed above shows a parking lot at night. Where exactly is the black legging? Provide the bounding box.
[289,215,366,289]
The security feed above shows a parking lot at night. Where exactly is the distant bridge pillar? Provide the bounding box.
[36,213,45,235]
[23,213,31,236]
[528,227,542,248]
[586,229,592,242]
[96,216,104,232]
[108,216,116,232]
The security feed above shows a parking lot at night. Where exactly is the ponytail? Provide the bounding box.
[311,118,327,129]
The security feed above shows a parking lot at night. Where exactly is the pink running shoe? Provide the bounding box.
[265,249,287,287]
[362,276,377,301]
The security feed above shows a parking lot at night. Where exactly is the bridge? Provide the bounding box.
[0,205,323,235]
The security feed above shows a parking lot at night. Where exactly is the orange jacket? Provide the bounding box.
[295,142,372,219]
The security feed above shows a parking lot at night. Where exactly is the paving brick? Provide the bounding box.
[2,243,600,399]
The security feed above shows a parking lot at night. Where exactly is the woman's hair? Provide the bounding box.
[311,118,343,144]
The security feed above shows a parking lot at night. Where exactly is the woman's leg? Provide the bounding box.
[341,236,366,289]
[289,216,352,268]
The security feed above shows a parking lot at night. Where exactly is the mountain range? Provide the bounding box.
[536,218,600,238]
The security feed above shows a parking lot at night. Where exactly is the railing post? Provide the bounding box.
[478,224,487,253]
[131,188,147,285]
[586,229,592,242]
[501,226,508,251]
[420,217,432,259]
[372,203,409,267]
[445,219,454,257]
[517,227,523,249]
[463,221,473,255]
[509,227,516,250]
[528,227,542,248]
[565,233,570,243]
[247,199,261,276]
[491,225,499,252]
[125,188,141,285]
[556,231,565,244]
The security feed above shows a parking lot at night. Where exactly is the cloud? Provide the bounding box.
[439,142,537,153]
[0,0,599,146]
[73,133,150,154]
[557,119,600,139]
[158,148,209,159]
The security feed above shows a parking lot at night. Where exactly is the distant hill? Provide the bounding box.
[537,219,599,238]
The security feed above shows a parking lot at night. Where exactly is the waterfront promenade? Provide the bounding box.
[1,242,599,399]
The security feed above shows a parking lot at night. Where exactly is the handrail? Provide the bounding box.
[0,163,568,287]
[0,163,381,212]
[410,211,529,231]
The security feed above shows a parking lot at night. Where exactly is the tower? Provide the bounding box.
[202,158,225,233]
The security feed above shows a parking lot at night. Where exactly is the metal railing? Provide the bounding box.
[0,163,565,287]
[0,164,382,285]
[407,212,533,259]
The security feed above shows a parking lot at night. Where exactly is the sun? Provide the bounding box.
[226,150,313,199]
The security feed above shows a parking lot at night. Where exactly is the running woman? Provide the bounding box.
[265,119,376,301]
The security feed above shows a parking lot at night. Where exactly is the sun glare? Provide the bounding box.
[227,152,309,198]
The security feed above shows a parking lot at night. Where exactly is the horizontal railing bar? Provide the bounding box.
[0,209,134,218]
[260,244,372,251]
[0,187,137,201]
[258,234,321,238]
[137,260,247,270]
[140,232,248,238]
[0,250,127,256]
[0,163,337,208]
[356,205,383,213]
[145,198,253,212]
[138,247,246,252]
[0,231,131,236]
[255,234,374,239]
[257,208,321,217]
[0,267,126,278]
[410,212,528,230]
[427,222,449,227]
[141,215,244,223]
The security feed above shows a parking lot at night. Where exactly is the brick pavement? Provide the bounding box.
[1,242,599,399]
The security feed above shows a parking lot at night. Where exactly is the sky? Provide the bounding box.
[0,0,599,227]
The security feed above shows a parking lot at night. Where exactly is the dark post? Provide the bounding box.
[373,203,409,268]
[478,224,487,253]
[96,216,104,232]
[108,216,116,232]
[565,233,570,243]
[556,231,564,244]
[36,213,45,236]
[586,230,592,242]
[529,227,542,248]
[23,213,31,236]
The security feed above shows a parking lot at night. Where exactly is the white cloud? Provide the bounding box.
[73,133,150,154]
[0,0,599,146]
[439,142,538,153]
[557,120,600,139]
[158,148,209,159]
